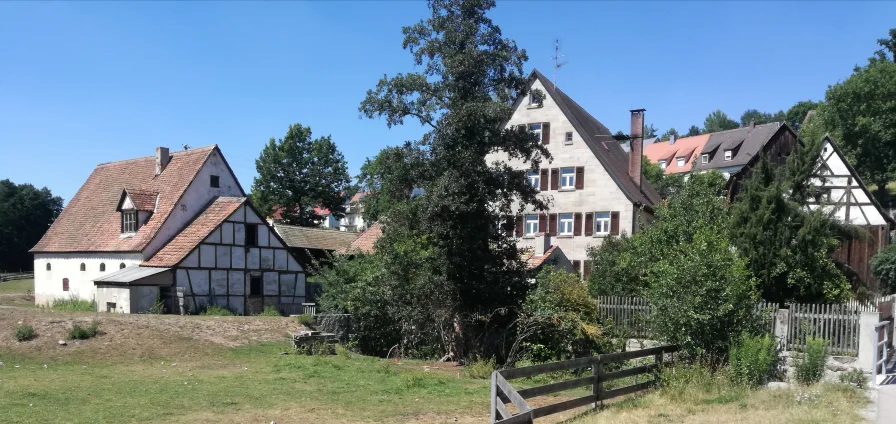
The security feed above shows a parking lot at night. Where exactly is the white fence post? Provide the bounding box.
[774,308,790,351]
[858,311,881,372]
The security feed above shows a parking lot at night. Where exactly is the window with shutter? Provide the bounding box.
[575,167,584,189]
[560,168,575,189]
[538,214,547,235]
[594,212,611,235]
[62,278,69,292]
[584,212,594,236]
[542,122,550,144]
[558,213,573,235]
[540,169,548,191]
[549,213,558,236]
[515,216,524,237]
[574,213,582,235]
[550,169,559,190]
[610,211,620,235]
[525,215,538,236]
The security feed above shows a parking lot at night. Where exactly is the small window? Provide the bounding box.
[210,175,220,188]
[676,157,685,168]
[724,150,733,161]
[701,154,709,164]
[80,263,86,272]
[560,167,575,189]
[658,160,666,170]
[100,263,106,272]
[246,224,258,247]
[46,263,51,271]
[62,278,69,292]
[594,212,611,235]
[122,211,137,233]
[528,123,542,140]
[559,213,574,235]
[524,215,539,236]
[823,147,829,154]
[119,263,126,269]
[106,302,117,313]
[565,132,573,144]
[528,94,540,107]
[527,171,540,190]
[249,276,262,296]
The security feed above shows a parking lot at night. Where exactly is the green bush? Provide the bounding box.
[14,325,35,342]
[295,314,315,327]
[147,296,166,314]
[256,306,281,316]
[50,297,96,312]
[729,333,780,387]
[794,337,827,385]
[871,244,896,294]
[839,369,866,388]
[200,305,235,316]
[462,357,496,380]
[68,321,100,340]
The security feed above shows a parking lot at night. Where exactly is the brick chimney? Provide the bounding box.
[155,147,171,175]
[629,109,645,187]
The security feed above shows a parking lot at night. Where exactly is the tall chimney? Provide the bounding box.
[629,109,645,187]
[155,147,171,175]
[534,232,550,257]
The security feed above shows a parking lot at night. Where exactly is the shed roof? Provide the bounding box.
[93,265,172,285]
[274,224,358,251]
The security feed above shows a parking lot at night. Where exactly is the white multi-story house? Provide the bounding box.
[30,146,307,314]
[339,192,367,232]
[485,69,661,277]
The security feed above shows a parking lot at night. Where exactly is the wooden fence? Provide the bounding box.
[490,345,678,424]
[0,272,33,283]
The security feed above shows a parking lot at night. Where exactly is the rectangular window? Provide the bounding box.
[565,132,573,144]
[210,175,220,188]
[701,154,709,164]
[527,170,540,190]
[528,123,542,140]
[559,213,574,235]
[658,160,666,170]
[560,167,575,189]
[528,94,541,107]
[724,150,733,161]
[122,211,137,233]
[62,278,69,292]
[245,224,258,247]
[524,215,539,236]
[249,276,262,296]
[594,212,611,235]
[106,302,116,313]
[676,157,685,168]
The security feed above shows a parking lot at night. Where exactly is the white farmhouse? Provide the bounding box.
[30,146,307,314]
[485,70,661,277]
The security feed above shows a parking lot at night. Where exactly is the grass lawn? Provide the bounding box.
[0,278,32,295]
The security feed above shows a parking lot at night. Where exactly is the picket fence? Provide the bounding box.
[597,295,894,356]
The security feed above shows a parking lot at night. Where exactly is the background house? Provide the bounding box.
[339,192,367,232]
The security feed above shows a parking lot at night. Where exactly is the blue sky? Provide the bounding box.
[2,1,894,204]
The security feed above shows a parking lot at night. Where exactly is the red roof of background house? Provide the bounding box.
[31,146,223,253]
[121,188,159,211]
[350,192,367,204]
[643,135,710,174]
[340,222,382,254]
[524,246,559,269]
[271,206,332,220]
[143,197,246,267]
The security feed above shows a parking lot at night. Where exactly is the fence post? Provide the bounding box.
[594,356,604,408]
[774,308,790,352]
[858,311,881,372]
[490,371,497,424]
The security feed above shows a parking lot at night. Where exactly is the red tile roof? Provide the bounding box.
[271,206,332,220]
[143,197,246,267]
[523,246,560,269]
[643,135,710,174]
[340,222,382,254]
[123,188,158,211]
[31,146,218,253]
[350,192,367,204]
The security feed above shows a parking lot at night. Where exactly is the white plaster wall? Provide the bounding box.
[484,78,637,263]
[96,286,131,313]
[144,149,244,258]
[33,253,143,305]
[810,141,889,226]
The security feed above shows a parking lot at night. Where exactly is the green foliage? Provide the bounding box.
[295,313,315,327]
[147,296,166,314]
[641,156,687,200]
[0,179,63,272]
[586,235,641,297]
[14,325,35,342]
[50,297,96,312]
[794,337,827,385]
[838,369,866,388]
[68,321,100,340]
[515,269,613,363]
[200,305,236,316]
[703,109,739,133]
[739,108,784,127]
[728,333,780,387]
[643,123,658,138]
[251,123,351,226]
[356,142,428,223]
[660,127,679,140]
[356,0,549,361]
[256,306,281,317]
[685,125,702,137]
[784,100,821,131]
[871,244,896,294]
[462,357,496,379]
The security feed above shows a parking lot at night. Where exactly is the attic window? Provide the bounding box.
[676,157,685,168]
[565,132,573,144]
[658,160,667,170]
[122,211,137,233]
[724,150,733,161]
[701,154,709,164]
[80,263,86,272]
[210,175,220,188]
[528,93,542,107]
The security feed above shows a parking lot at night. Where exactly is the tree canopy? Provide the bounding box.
[356,142,428,223]
[685,125,702,137]
[251,124,351,226]
[0,180,63,271]
[703,110,739,133]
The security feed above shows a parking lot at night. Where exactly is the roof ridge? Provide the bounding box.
[276,223,347,233]
[95,145,217,167]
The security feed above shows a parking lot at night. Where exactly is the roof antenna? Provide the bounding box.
[551,39,568,90]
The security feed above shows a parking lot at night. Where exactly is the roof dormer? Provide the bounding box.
[116,189,158,235]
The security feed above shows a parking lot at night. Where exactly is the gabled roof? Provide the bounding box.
[32,145,230,253]
[339,222,382,254]
[820,136,896,228]
[696,123,782,169]
[274,224,359,251]
[143,197,246,267]
[117,188,158,212]
[643,134,710,174]
[527,70,661,207]
[524,245,559,269]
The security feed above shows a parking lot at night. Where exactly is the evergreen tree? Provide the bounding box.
[0,180,63,271]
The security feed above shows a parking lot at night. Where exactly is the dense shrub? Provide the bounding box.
[871,244,896,294]
[50,297,96,312]
[729,333,780,387]
[68,321,99,340]
[256,306,281,316]
[147,296,166,314]
[200,305,236,316]
[295,314,315,327]
[839,369,866,388]
[462,357,496,380]
[14,325,35,342]
[794,337,828,385]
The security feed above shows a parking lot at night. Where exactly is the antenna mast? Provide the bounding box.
[551,39,568,89]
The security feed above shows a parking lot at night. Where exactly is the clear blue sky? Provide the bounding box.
[2,1,894,204]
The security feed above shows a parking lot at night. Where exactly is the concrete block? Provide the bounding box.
[857,311,881,372]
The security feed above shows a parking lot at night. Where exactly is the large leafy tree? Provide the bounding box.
[358,0,549,360]
[703,109,739,133]
[739,109,785,127]
[251,124,351,226]
[356,142,429,223]
[643,123,658,138]
[0,180,63,271]
[642,156,685,199]
[660,128,679,140]
[784,100,821,131]
[685,125,702,137]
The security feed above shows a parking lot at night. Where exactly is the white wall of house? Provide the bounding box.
[339,210,365,232]
[807,139,889,226]
[144,150,244,258]
[320,213,340,229]
[174,204,306,315]
[96,285,159,313]
[33,252,143,305]
[485,78,637,270]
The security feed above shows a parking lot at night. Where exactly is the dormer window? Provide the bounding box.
[676,157,685,168]
[658,160,666,170]
[701,154,709,164]
[122,210,137,233]
[724,150,733,161]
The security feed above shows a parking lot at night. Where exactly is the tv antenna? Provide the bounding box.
[551,39,568,89]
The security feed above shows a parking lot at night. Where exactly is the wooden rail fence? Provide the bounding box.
[490,345,678,424]
[0,272,33,283]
